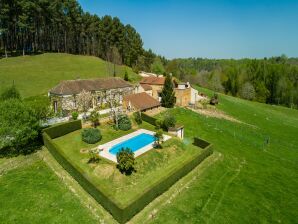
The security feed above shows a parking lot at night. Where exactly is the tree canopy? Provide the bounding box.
[0,99,40,155]
[165,57,298,108]
[0,0,151,68]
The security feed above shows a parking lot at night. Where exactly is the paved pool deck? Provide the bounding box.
[97,129,171,163]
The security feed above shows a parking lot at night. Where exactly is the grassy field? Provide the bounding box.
[0,153,98,224]
[0,53,139,98]
[53,121,203,207]
[143,88,298,223]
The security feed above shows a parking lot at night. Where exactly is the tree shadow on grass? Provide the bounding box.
[0,143,42,158]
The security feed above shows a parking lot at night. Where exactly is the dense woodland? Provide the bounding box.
[0,0,297,108]
[0,0,158,69]
[165,56,298,108]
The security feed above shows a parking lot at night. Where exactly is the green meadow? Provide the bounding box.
[0,53,139,98]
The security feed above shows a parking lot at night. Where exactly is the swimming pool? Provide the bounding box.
[109,133,156,155]
[98,129,171,162]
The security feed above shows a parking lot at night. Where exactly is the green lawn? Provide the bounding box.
[0,154,98,224]
[140,88,298,223]
[0,53,139,98]
[52,122,203,207]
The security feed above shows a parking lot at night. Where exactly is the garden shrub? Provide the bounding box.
[163,113,176,130]
[81,128,102,144]
[133,112,142,124]
[155,118,163,129]
[71,111,79,120]
[89,110,100,127]
[116,148,135,175]
[118,115,132,131]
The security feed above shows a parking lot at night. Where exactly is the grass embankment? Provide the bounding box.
[0,153,98,224]
[52,121,203,207]
[0,53,139,98]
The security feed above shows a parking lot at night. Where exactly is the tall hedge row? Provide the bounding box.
[141,112,157,126]
[193,137,211,149]
[42,132,124,222]
[43,120,82,139]
[42,120,213,223]
[121,145,213,220]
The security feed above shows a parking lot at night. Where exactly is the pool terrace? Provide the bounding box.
[98,129,171,162]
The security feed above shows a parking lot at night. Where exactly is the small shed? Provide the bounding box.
[168,125,184,139]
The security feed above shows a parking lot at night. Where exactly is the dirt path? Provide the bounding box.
[189,107,242,123]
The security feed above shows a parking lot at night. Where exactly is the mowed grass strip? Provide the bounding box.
[0,155,97,224]
[0,53,139,98]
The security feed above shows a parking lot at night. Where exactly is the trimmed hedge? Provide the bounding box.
[43,120,82,139]
[42,120,213,223]
[43,132,124,222]
[193,137,210,149]
[121,145,213,221]
[141,112,157,126]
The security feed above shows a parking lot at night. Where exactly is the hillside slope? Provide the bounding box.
[0,53,139,98]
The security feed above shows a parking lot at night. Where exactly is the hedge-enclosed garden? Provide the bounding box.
[42,119,213,223]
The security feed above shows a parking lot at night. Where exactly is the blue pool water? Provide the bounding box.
[109,133,156,155]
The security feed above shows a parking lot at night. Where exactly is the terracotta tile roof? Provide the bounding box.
[140,76,165,85]
[140,84,152,91]
[123,92,160,111]
[49,77,132,95]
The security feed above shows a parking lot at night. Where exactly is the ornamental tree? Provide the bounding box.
[160,74,176,108]
[154,130,164,148]
[89,110,100,127]
[116,148,135,175]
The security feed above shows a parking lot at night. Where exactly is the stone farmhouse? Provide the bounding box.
[48,77,134,114]
[48,75,200,115]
